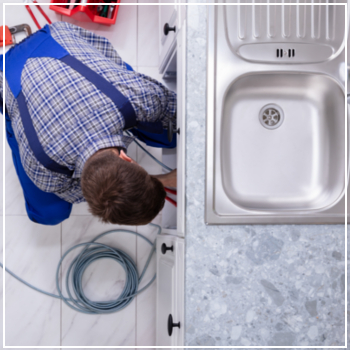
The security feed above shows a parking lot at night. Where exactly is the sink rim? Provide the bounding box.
[205,4,349,224]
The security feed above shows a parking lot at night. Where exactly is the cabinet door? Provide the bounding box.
[159,2,177,73]
[161,22,186,238]
[156,234,184,347]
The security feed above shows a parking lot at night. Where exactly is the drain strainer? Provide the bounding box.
[259,104,284,130]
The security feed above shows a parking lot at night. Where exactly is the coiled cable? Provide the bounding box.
[0,223,161,314]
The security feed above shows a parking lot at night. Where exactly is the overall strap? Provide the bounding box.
[17,92,74,177]
[60,55,137,130]
[4,25,75,177]
[60,56,164,134]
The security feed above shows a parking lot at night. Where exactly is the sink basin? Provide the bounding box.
[206,3,348,224]
[222,72,345,212]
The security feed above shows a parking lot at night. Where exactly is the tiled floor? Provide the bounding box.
[0,1,176,347]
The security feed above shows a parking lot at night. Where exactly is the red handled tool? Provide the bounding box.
[165,196,177,207]
[0,24,32,47]
[0,26,13,46]
[164,187,177,207]
[165,187,177,196]
[24,0,52,30]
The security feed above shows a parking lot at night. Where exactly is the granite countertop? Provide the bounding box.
[184,4,346,347]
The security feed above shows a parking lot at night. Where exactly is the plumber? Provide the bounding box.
[0,21,177,226]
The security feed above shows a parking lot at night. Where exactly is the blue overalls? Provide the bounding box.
[0,24,176,226]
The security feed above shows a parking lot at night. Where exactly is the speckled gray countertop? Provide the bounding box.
[184,4,346,347]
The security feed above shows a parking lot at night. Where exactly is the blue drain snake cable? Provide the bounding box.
[0,223,161,314]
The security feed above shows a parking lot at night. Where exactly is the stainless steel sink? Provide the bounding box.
[206,2,348,224]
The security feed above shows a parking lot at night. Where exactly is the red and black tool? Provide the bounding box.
[24,0,52,30]
[165,187,177,207]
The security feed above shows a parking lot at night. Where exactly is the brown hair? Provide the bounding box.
[81,149,166,225]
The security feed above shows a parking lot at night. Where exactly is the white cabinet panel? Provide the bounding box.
[159,3,177,73]
[161,22,186,238]
[157,8,185,349]
[158,258,175,347]
[156,234,184,347]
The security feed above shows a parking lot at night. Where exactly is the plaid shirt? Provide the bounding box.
[1,21,177,203]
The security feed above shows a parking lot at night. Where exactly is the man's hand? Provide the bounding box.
[154,169,177,188]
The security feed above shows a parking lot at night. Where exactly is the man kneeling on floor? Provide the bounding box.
[0,21,177,226]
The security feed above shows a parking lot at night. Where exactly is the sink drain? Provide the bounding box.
[259,104,284,130]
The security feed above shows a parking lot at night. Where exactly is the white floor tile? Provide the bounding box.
[4,216,61,346]
[61,216,137,346]
[137,3,159,67]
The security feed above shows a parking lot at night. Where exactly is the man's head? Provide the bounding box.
[81,148,166,225]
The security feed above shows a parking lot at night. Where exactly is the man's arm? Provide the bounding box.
[154,169,177,188]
